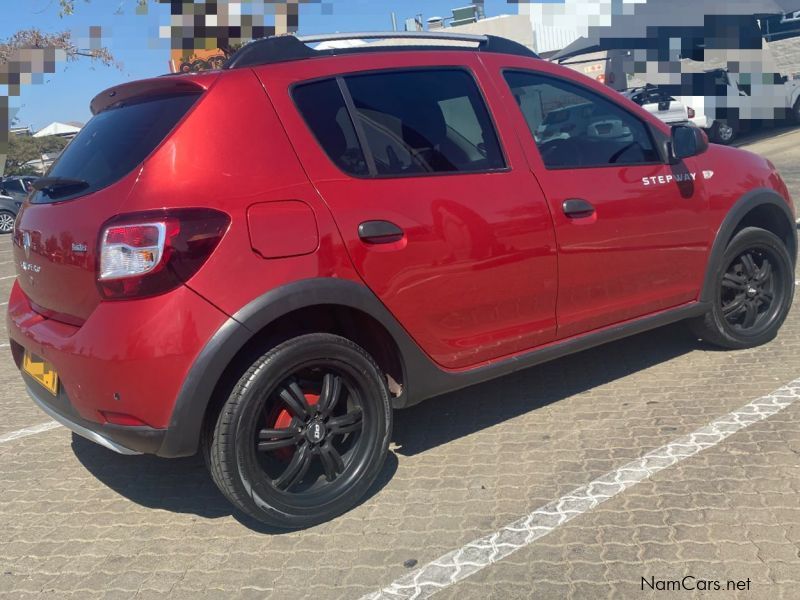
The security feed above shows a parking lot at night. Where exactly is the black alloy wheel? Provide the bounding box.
[690,227,794,349]
[205,333,392,529]
[720,249,782,336]
[255,368,366,495]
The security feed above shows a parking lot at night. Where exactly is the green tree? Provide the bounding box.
[3,135,68,176]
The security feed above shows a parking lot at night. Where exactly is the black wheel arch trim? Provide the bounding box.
[700,188,797,304]
[157,278,711,458]
[158,278,433,457]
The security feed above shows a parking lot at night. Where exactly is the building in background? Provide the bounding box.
[518,1,583,55]
[446,15,534,52]
[9,126,32,137]
[399,3,533,52]
[33,121,82,140]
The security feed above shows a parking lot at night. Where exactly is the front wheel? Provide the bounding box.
[205,333,392,529]
[690,227,794,349]
[0,211,15,234]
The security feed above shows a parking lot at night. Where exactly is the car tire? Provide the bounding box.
[689,227,794,349]
[205,333,392,529]
[710,121,737,145]
[0,211,15,234]
[791,98,800,124]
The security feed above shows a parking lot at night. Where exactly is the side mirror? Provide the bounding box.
[671,125,709,162]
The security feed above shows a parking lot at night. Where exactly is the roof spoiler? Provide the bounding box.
[90,75,214,115]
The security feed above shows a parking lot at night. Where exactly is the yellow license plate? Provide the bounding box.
[22,351,59,396]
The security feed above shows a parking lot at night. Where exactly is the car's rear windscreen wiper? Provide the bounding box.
[31,177,90,198]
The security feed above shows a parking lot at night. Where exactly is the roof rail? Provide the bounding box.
[225,31,538,69]
[298,31,489,44]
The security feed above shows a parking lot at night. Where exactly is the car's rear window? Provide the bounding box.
[32,93,200,204]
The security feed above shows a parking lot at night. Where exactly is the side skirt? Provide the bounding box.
[396,302,711,409]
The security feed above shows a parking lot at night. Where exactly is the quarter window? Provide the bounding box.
[504,71,660,169]
[292,79,369,176]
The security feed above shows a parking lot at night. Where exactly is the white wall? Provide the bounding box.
[448,15,535,52]
[520,0,648,54]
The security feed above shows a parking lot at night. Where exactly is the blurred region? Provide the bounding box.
[161,0,322,73]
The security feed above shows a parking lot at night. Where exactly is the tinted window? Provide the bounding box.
[504,71,660,169]
[344,69,505,176]
[4,180,24,194]
[293,79,369,176]
[33,93,199,203]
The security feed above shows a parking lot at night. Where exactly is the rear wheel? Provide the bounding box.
[205,333,392,529]
[710,121,737,145]
[0,211,15,234]
[791,98,800,124]
[690,227,794,349]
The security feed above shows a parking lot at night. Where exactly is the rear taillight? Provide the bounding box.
[687,107,696,119]
[100,223,168,280]
[97,208,229,300]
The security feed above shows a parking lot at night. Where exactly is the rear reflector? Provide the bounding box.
[97,208,229,300]
[99,411,149,427]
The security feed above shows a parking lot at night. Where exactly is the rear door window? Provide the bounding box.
[33,93,200,203]
[293,69,506,178]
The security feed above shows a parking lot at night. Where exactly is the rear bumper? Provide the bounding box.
[7,281,230,456]
[691,115,713,129]
[24,378,161,455]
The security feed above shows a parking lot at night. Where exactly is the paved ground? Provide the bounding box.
[2,128,800,599]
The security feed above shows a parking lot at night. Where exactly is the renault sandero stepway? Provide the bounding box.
[7,32,796,528]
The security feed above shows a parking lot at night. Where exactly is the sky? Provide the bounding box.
[2,0,535,130]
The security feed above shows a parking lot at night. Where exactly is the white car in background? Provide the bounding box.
[622,85,696,126]
[675,68,800,146]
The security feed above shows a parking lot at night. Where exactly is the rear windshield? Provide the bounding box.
[33,93,199,204]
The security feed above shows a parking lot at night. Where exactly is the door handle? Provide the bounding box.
[562,199,595,219]
[358,220,404,244]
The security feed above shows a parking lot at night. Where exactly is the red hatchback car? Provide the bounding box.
[7,32,796,528]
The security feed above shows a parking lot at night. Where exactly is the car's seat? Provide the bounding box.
[400,103,469,172]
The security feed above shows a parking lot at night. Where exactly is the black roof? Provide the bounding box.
[226,32,539,70]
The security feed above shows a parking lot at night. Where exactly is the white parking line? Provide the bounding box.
[0,275,16,281]
[0,421,61,444]
[362,378,800,600]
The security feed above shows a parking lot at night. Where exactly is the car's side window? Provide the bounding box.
[344,69,506,176]
[503,70,661,170]
[293,69,506,178]
[293,78,370,177]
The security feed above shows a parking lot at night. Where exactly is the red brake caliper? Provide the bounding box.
[269,391,319,461]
